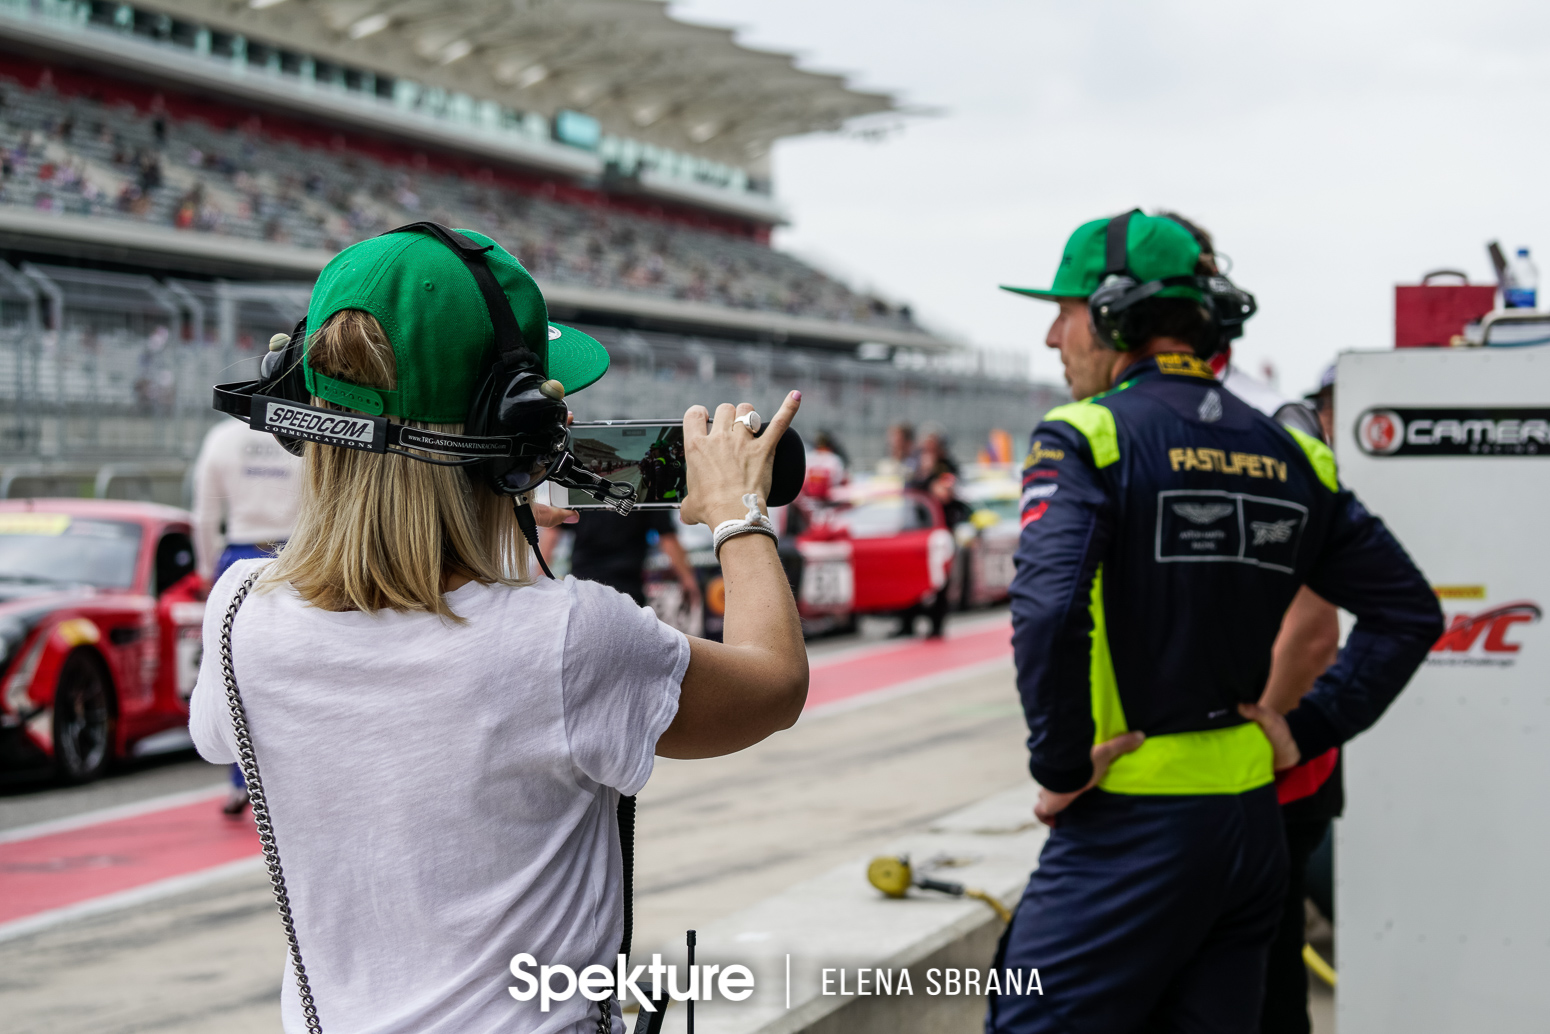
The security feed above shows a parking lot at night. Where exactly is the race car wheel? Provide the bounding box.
[53,649,116,784]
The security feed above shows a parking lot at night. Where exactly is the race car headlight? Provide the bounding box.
[2,627,46,716]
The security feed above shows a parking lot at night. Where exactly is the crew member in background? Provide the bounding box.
[561,509,701,614]
[1307,363,1336,442]
[803,430,850,501]
[902,428,964,638]
[1162,214,1348,1034]
[192,407,303,816]
[990,211,1442,1033]
[877,422,919,480]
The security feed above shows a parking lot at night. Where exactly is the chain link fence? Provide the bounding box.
[0,263,1062,505]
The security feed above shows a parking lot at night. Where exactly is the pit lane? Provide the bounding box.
[0,610,1030,1032]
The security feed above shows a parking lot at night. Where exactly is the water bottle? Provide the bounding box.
[1504,247,1538,309]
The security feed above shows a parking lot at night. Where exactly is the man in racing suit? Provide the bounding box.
[988,211,1443,1033]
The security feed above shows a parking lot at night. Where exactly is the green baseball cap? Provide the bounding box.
[1001,212,1203,302]
[302,228,610,423]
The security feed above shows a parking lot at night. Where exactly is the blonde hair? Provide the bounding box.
[261,310,531,617]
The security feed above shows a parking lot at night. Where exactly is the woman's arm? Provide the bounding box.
[655,393,809,759]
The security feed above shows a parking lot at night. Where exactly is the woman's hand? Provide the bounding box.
[680,392,801,528]
[531,502,578,528]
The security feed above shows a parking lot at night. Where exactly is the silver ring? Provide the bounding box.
[735,410,762,434]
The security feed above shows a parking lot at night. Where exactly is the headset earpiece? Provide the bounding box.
[1089,273,1140,351]
[254,318,311,456]
[464,362,569,494]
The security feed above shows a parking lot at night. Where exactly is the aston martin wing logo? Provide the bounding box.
[1251,519,1298,545]
[1172,502,1235,525]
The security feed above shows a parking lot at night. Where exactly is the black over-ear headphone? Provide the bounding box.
[1086,209,1257,356]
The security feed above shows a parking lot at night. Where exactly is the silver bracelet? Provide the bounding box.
[712,493,778,560]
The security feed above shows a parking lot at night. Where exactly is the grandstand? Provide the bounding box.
[0,56,915,334]
[0,0,1057,499]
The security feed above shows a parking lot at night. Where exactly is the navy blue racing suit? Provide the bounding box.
[988,354,1442,1034]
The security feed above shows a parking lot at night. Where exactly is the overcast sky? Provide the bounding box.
[671,0,1550,395]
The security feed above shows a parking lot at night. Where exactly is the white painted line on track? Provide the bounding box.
[0,854,265,944]
[0,783,229,845]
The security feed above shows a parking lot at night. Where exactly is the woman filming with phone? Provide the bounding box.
[189,226,807,1034]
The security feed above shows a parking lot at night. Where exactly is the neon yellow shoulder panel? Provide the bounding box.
[1044,400,1119,468]
[1287,427,1339,492]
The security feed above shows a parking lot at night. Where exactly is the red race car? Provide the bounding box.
[796,487,956,624]
[0,499,206,783]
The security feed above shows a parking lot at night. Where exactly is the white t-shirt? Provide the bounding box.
[192,418,304,578]
[190,560,688,1034]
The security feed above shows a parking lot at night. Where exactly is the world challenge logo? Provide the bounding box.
[1428,600,1542,668]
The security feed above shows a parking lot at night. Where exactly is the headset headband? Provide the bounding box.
[211,386,516,461]
[212,221,544,465]
[1104,208,1139,278]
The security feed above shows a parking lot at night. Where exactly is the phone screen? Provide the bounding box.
[562,421,687,509]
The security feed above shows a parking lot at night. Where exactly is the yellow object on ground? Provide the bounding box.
[964,888,1012,924]
[866,856,914,898]
[866,856,1012,923]
[1303,943,1337,986]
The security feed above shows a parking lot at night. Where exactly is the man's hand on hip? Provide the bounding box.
[1034,731,1146,827]
[1238,703,1302,770]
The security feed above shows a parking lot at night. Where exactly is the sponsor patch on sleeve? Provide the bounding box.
[1022,438,1066,468]
[1020,483,1058,508]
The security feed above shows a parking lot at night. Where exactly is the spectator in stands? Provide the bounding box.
[192,411,304,816]
[0,73,918,331]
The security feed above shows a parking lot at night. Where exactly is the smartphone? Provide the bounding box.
[553,419,807,511]
[558,420,687,510]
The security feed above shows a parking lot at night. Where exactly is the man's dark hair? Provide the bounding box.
[1122,296,1216,356]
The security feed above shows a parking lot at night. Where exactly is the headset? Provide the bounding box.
[1087,209,1257,356]
[212,221,637,576]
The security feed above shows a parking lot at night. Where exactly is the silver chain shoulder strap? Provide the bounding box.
[220,568,325,1034]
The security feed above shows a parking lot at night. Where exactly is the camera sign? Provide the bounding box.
[1355,407,1550,457]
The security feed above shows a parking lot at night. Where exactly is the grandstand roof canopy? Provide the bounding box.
[143,0,897,168]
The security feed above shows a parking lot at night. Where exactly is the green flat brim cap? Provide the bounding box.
[303,228,610,422]
[1001,212,1203,302]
